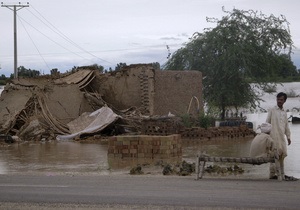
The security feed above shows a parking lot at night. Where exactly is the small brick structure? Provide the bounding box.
[107,134,182,159]
[141,117,183,136]
[140,117,255,142]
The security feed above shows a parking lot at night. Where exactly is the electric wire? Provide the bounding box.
[17,15,92,62]
[2,5,182,69]
[18,15,51,72]
[1,43,180,59]
[28,5,113,64]
[26,4,177,65]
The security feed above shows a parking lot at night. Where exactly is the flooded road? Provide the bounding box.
[1,113,299,179]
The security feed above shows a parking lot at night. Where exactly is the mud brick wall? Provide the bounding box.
[107,134,182,159]
[154,70,202,116]
[97,64,202,117]
[97,65,154,112]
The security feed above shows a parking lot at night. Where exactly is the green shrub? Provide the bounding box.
[198,113,215,129]
[180,114,193,128]
[180,113,216,129]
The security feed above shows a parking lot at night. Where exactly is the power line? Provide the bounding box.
[17,15,92,62]
[2,3,183,71]
[0,43,182,59]
[18,15,51,71]
[27,4,113,65]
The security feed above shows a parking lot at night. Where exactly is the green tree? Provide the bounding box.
[163,8,293,119]
[85,64,104,72]
[70,64,104,73]
[274,54,298,79]
[17,66,40,78]
[151,62,161,70]
[115,63,127,71]
[0,74,6,80]
[50,68,60,76]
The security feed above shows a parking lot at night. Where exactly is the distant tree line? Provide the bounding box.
[0,62,161,85]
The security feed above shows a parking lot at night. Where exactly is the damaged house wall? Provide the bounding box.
[0,64,203,141]
[153,70,202,116]
[96,65,154,113]
[98,64,203,116]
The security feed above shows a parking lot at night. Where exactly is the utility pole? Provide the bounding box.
[1,2,29,79]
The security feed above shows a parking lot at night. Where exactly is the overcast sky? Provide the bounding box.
[0,0,300,76]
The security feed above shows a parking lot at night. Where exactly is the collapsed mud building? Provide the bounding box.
[0,64,203,142]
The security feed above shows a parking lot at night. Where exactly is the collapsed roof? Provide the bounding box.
[0,69,141,141]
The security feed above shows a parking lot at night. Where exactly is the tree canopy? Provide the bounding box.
[14,66,40,78]
[163,7,295,119]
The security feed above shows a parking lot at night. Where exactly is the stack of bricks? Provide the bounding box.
[107,134,182,159]
[180,127,207,139]
[180,125,255,142]
[141,118,182,136]
[239,124,256,136]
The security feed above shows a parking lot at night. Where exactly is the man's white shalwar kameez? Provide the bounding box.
[266,106,291,177]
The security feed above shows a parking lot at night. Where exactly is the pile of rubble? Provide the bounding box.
[0,69,142,142]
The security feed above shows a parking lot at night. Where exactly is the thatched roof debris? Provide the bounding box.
[0,69,142,141]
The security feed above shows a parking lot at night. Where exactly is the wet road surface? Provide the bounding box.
[0,174,299,210]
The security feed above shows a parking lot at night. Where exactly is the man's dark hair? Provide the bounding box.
[277,92,287,101]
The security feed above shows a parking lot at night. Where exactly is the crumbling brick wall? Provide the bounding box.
[98,64,202,117]
[98,65,154,112]
[153,70,202,116]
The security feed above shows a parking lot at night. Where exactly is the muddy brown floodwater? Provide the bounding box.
[0,112,299,179]
[0,141,110,175]
[0,139,252,176]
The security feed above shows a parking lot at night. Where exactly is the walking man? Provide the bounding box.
[266,92,296,181]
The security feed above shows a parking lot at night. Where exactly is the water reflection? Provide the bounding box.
[0,113,299,179]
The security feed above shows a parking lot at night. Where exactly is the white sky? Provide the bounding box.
[0,0,300,76]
